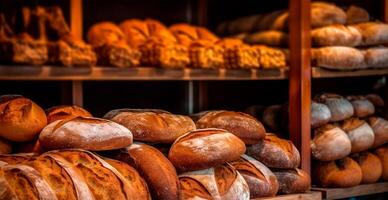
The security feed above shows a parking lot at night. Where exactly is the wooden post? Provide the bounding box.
[384,0,388,22]
[288,0,311,174]
[72,81,83,107]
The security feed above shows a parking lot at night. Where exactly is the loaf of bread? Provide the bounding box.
[169,128,246,172]
[314,157,362,187]
[347,96,375,117]
[314,94,354,122]
[194,110,266,144]
[352,22,388,46]
[246,133,300,169]
[46,105,92,124]
[351,152,383,184]
[313,47,366,70]
[254,45,287,69]
[375,145,388,181]
[87,22,126,47]
[230,154,279,198]
[112,143,179,200]
[0,95,47,142]
[179,163,250,200]
[39,116,133,151]
[341,118,374,153]
[217,38,260,69]
[244,31,288,46]
[0,153,36,164]
[170,23,219,46]
[366,94,385,116]
[311,102,331,128]
[363,47,388,68]
[346,5,370,24]
[311,2,347,28]
[311,124,351,161]
[311,25,362,47]
[272,168,311,194]
[368,117,388,148]
[0,137,12,154]
[104,109,195,143]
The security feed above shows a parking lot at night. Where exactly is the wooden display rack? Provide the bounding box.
[253,192,322,200]
[312,182,388,200]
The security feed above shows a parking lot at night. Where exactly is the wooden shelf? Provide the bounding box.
[312,67,388,78]
[312,182,388,200]
[252,192,321,200]
[0,66,288,81]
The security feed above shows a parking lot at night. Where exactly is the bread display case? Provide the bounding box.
[0,0,388,199]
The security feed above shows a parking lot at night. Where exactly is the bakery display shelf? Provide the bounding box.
[252,192,322,200]
[312,67,388,78]
[311,182,388,200]
[0,65,288,81]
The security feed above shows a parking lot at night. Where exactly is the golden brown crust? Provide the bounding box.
[368,117,388,148]
[46,105,92,124]
[272,168,311,194]
[311,25,362,47]
[346,5,370,24]
[168,128,246,172]
[351,152,382,184]
[169,23,198,47]
[195,110,266,144]
[374,145,388,181]
[352,22,388,46]
[87,22,126,47]
[188,40,224,68]
[179,177,213,200]
[119,19,149,49]
[0,95,47,142]
[0,153,36,164]
[313,47,366,70]
[311,2,347,28]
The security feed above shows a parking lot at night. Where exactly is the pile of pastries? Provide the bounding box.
[218,1,388,70]
[0,95,310,200]
[0,6,286,70]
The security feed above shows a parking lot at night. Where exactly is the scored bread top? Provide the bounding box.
[87,22,126,47]
[46,105,92,124]
[0,153,36,164]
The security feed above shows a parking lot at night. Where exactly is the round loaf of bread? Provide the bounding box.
[272,168,311,194]
[113,143,179,200]
[195,110,266,144]
[368,117,388,148]
[311,25,362,47]
[351,152,382,184]
[87,21,125,47]
[314,157,362,187]
[46,105,92,124]
[315,94,354,122]
[179,163,250,200]
[366,94,385,116]
[375,145,388,181]
[169,128,246,172]
[39,117,133,151]
[352,22,388,45]
[346,5,370,24]
[0,95,47,142]
[230,154,279,198]
[311,124,351,161]
[341,118,374,153]
[104,109,196,143]
[246,133,300,169]
[311,2,346,28]
[347,96,375,117]
[314,47,365,70]
[311,102,331,129]
[244,30,288,46]
[363,47,388,68]
[0,137,12,154]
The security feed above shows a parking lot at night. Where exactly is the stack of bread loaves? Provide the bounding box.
[0,96,312,200]
[311,93,388,187]
[218,2,388,70]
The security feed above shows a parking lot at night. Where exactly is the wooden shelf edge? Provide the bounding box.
[311,182,388,200]
[0,66,288,81]
[312,67,388,78]
[251,191,321,200]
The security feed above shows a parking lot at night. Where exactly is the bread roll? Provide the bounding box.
[312,124,352,161]
[363,47,388,68]
[0,137,12,154]
[188,40,224,69]
[113,143,179,200]
[254,45,287,69]
[87,21,126,47]
[179,163,250,200]
[347,96,375,117]
[315,94,354,122]
[272,168,311,194]
[311,25,361,47]
[230,154,279,198]
[375,145,388,181]
[244,31,288,46]
[311,2,347,28]
[217,38,260,69]
[119,19,149,48]
[346,5,370,24]
[39,117,132,151]
[46,105,92,124]
[313,47,366,70]
[194,110,266,144]
[352,22,388,45]
[262,105,283,132]
[368,117,388,148]
[169,128,246,172]
[104,109,195,143]
[311,102,331,128]
[0,95,47,142]
[351,152,383,184]
[341,118,374,153]
[169,23,219,47]
[314,157,362,187]
[246,133,300,169]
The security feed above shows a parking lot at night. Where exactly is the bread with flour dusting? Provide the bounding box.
[315,94,354,122]
[311,102,331,129]
[179,163,250,200]
[39,117,132,151]
[347,96,375,117]
[368,117,388,148]
[168,128,246,172]
[341,118,374,153]
[272,168,311,194]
